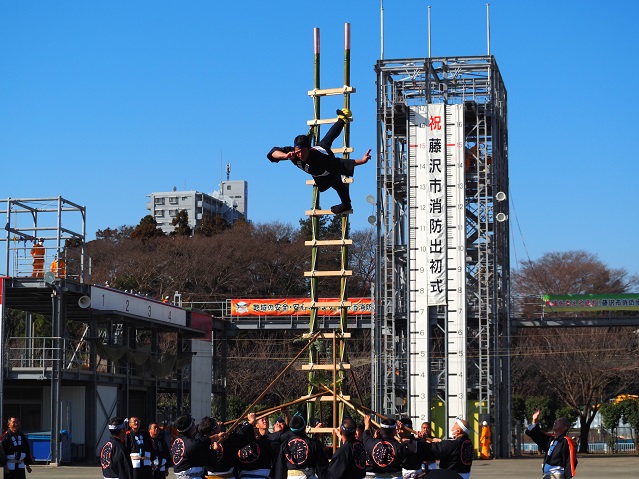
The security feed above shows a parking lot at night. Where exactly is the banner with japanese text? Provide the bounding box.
[230,298,372,316]
[543,294,639,312]
[425,103,447,305]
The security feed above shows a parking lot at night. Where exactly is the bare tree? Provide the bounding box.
[512,327,638,452]
[511,250,639,451]
[512,250,639,319]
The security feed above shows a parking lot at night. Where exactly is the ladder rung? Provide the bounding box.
[302,364,351,371]
[307,86,356,97]
[332,146,354,154]
[306,177,353,185]
[302,332,352,339]
[305,209,352,216]
[307,117,355,126]
[304,270,352,277]
[301,301,352,308]
[305,239,353,246]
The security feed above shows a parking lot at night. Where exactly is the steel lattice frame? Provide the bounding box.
[373,56,511,456]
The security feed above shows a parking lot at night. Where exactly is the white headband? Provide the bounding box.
[380,423,396,429]
[108,419,127,431]
[455,418,471,434]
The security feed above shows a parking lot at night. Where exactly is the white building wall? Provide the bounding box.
[190,338,213,420]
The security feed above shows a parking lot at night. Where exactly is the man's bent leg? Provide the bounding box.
[319,118,345,149]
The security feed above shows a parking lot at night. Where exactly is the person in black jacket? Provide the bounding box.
[362,415,408,479]
[326,417,367,479]
[0,417,33,479]
[100,417,133,479]
[267,109,371,215]
[125,417,153,479]
[235,415,278,479]
[417,418,473,479]
[171,414,220,479]
[202,414,256,479]
[525,408,577,479]
[148,423,171,479]
[272,414,328,479]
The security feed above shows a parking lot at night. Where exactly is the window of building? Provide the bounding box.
[154,197,165,205]
[226,185,231,190]
[169,197,178,205]
[155,210,165,218]
[169,209,177,216]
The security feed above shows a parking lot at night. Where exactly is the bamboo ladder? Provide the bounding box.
[300,23,357,450]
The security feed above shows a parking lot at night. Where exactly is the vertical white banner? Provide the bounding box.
[409,106,432,423]
[425,104,447,306]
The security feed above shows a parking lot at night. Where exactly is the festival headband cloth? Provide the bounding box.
[177,416,195,433]
[380,422,396,429]
[455,417,471,435]
[340,422,356,433]
[108,418,128,431]
[290,412,306,432]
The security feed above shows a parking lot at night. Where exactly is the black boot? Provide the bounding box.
[331,203,353,215]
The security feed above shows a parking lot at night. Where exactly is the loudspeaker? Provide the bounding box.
[496,212,508,223]
[78,296,92,309]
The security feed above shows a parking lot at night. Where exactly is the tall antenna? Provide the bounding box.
[220,150,223,190]
[380,0,384,59]
[486,3,491,56]
[428,5,432,58]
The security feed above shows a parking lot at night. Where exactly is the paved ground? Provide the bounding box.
[21,454,638,478]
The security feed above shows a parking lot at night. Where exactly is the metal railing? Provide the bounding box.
[522,441,636,454]
[6,337,69,374]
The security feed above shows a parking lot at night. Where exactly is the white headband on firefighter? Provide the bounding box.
[455,417,471,435]
[108,418,128,431]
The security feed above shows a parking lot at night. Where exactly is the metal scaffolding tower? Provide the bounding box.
[373,56,511,456]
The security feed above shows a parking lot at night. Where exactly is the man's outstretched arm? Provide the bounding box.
[267,146,295,163]
[354,148,372,166]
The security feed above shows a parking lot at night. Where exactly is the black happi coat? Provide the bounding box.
[362,431,407,475]
[101,437,134,479]
[417,435,473,476]
[525,424,578,479]
[272,430,329,479]
[326,438,367,479]
[171,432,216,474]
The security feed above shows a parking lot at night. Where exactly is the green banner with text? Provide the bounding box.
[543,294,639,312]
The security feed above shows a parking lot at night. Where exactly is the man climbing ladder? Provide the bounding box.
[267,108,371,215]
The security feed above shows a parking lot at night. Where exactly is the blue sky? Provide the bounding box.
[2,0,638,277]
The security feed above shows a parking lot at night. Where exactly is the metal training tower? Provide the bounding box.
[373,55,511,456]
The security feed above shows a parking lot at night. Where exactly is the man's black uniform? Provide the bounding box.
[235,431,277,479]
[207,422,255,477]
[171,431,216,479]
[150,432,171,479]
[268,118,356,211]
[525,423,577,479]
[125,429,153,479]
[417,435,474,478]
[362,430,408,478]
[272,429,328,479]
[101,436,134,479]
[0,429,33,479]
[326,437,367,479]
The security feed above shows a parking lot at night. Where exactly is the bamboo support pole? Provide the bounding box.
[228,330,323,433]
[319,384,381,429]
[223,391,329,426]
